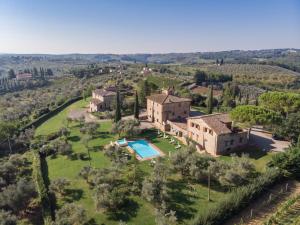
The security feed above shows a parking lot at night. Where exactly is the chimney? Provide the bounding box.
[162,86,174,95]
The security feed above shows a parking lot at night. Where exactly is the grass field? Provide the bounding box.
[34,99,274,224]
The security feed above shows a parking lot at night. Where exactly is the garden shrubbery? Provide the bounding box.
[191,168,281,225]
[32,151,53,221]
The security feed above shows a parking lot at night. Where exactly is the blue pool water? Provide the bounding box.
[128,140,160,159]
[117,138,127,145]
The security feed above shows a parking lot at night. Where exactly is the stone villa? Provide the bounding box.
[146,87,191,131]
[89,89,116,112]
[147,88,248,155]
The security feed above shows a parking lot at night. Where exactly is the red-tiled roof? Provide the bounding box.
[168,118,188,131]
[93,89,116,97]
[189,113,233,135]
[16,73,32,79]
[90,98,102,105]
[147,94,191,105]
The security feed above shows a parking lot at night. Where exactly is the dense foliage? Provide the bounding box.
[259,91,300,116]
[268,147,300,178]
[230,105,282,127]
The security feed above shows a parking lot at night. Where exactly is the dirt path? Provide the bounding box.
[224,180,300,225]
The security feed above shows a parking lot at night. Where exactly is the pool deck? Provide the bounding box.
[126,139,165,161]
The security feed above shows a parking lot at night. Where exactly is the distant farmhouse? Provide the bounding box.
[89,88,116,112]
[146,87,248,155]
[141,67,152,75]
[16,73,32,80]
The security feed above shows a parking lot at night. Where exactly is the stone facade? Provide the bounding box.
[147,89,248,156]
[187,114,248,155]
[146,88,191,131]
[89,89,116,112]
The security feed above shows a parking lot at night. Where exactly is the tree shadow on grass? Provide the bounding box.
[107,199,139,222]
[167,179,198,221]
[68,135,81,142]
[68,153,79,160]
[90,146,103,152]
[85,218,97,225]
[98,133,112,139]
[230,145,267,160]
[63,189,83,202]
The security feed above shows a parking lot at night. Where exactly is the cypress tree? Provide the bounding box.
[114,90,121,122]
[139,80,150,106]
[207,85,213,114]
[245,94,249,105]
[134,90,139,119]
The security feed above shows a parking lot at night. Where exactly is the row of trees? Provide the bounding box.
[0,76,48,94]
[194,70,232,85]
[7,67,54,79]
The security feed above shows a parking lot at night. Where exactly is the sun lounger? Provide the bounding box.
[175,144,181,149]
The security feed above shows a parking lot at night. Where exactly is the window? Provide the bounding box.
[184,111,187,114]
[172,112,175,116]
[230,140,234,145]
[156,119,159,122]
[239,137,243,143]
[204,127,208,132]
[225,141,229,147]
[209,129,213,135]
[179,103,181,107]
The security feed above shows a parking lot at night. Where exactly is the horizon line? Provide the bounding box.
[0,47,299,56]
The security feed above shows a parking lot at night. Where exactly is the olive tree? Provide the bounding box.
[55,203,87,225]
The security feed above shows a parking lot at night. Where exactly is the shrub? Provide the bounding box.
[268,147,300,178]
[32,151,54,221]
[190,168,281,225]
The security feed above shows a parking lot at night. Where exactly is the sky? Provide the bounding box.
[0,0,299,54]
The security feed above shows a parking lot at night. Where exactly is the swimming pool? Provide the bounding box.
[116,138,128,146]
[128,139,161,159]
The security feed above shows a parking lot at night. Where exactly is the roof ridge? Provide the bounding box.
[161,94,169,104]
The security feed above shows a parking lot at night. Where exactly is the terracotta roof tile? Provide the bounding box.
[90,98,102,105]
[147,94,191,104]
[189,113,233,135]
[94,89,116,97]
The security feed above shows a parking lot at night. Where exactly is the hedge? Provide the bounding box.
[22,96,82,131]
[32,151,55,222]
[190,168,282,225]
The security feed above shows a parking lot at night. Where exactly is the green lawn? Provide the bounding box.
[219,146,274,172]
[34,99,273,224]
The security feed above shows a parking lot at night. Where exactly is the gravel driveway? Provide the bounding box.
[250,128,290,152]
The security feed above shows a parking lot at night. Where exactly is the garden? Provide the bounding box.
[32,98,276,225]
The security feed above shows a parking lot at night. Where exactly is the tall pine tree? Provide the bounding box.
[207,85,213,114]
[114,90,121,123]
[134,90,139,119]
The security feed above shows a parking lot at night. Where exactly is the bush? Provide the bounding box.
[32,151,54,222]
[33,107,50,119]
[268,147,300,178]
[191,168,281,225]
